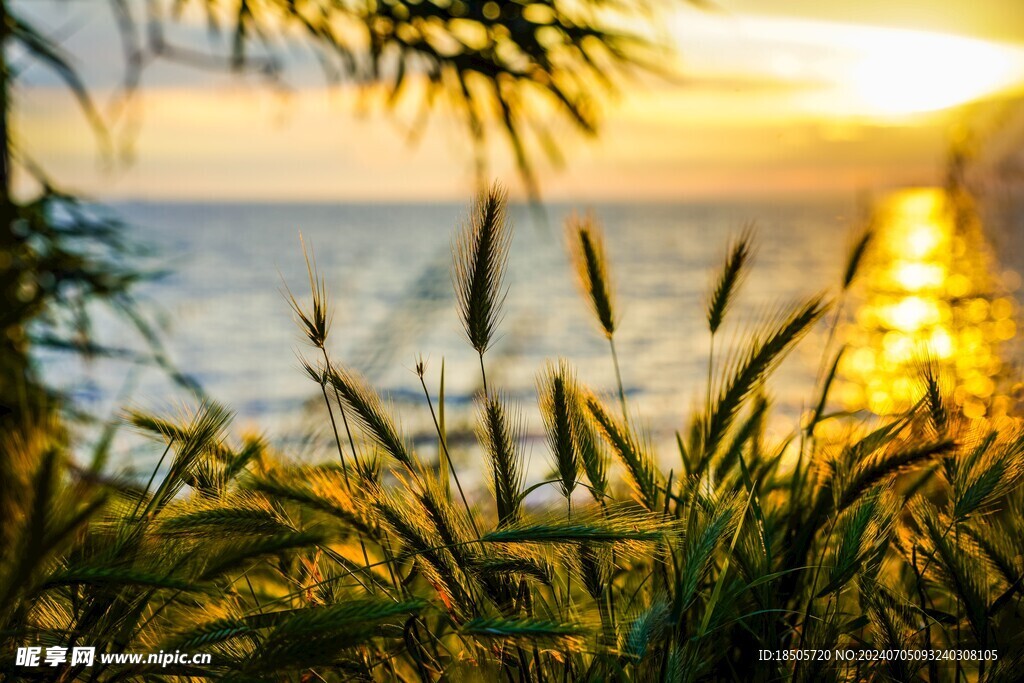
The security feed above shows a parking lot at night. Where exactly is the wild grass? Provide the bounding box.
[2,184,1024,681]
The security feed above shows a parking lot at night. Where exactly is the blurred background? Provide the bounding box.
[7,0,1024,481]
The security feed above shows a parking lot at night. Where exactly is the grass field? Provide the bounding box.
[2,185,1023,682]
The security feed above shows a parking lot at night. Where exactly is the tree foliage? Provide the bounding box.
[0,0,674,412]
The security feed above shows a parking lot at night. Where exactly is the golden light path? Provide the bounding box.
[838,188,1019,417]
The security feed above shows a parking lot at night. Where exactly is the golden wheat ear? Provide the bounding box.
[452,182,512,357]
[475,392,526,529]
[566,212,617,339]
[706,226,754,336]
[327,365,418,479]
[842,227,875,291]
[538,359,581,501]
[566,211,631,419]
[282,234,332,350]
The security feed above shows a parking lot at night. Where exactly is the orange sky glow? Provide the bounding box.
[19,1,1024,202]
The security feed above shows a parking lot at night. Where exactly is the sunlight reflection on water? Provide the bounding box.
[838,188,1020,418]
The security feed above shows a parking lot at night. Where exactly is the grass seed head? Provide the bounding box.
[567,212,617,338]
[452,182,512,355]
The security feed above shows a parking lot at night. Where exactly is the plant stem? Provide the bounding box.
[600,498,618,636]
[315,372,381,592]
[419,374,480,538]
[479,351,490,397]
[318,380,351,488]
[561,497,575,683]
[133,438,173,520]
[815,298,846,389]
[911,546,940,683]
[706,331,715,414]
[315,350,397,594]
[564,496,573,620]
[609,336,627,422]
[321,348,360,470]
[244,572,263,615]
[954,520,962,683]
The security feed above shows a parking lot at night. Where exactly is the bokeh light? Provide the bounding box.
[839,187,1019,417]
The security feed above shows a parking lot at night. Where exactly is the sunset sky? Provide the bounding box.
[18,0,1024,201]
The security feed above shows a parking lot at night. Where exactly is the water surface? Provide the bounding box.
[39,199,862,475]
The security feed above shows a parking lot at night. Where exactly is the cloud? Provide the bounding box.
[19,5,1023,201]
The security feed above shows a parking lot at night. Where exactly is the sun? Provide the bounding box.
[847,29,1022,115]
[664,13,1024,120]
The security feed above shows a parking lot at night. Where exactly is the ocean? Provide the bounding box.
[37,198,866,479]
